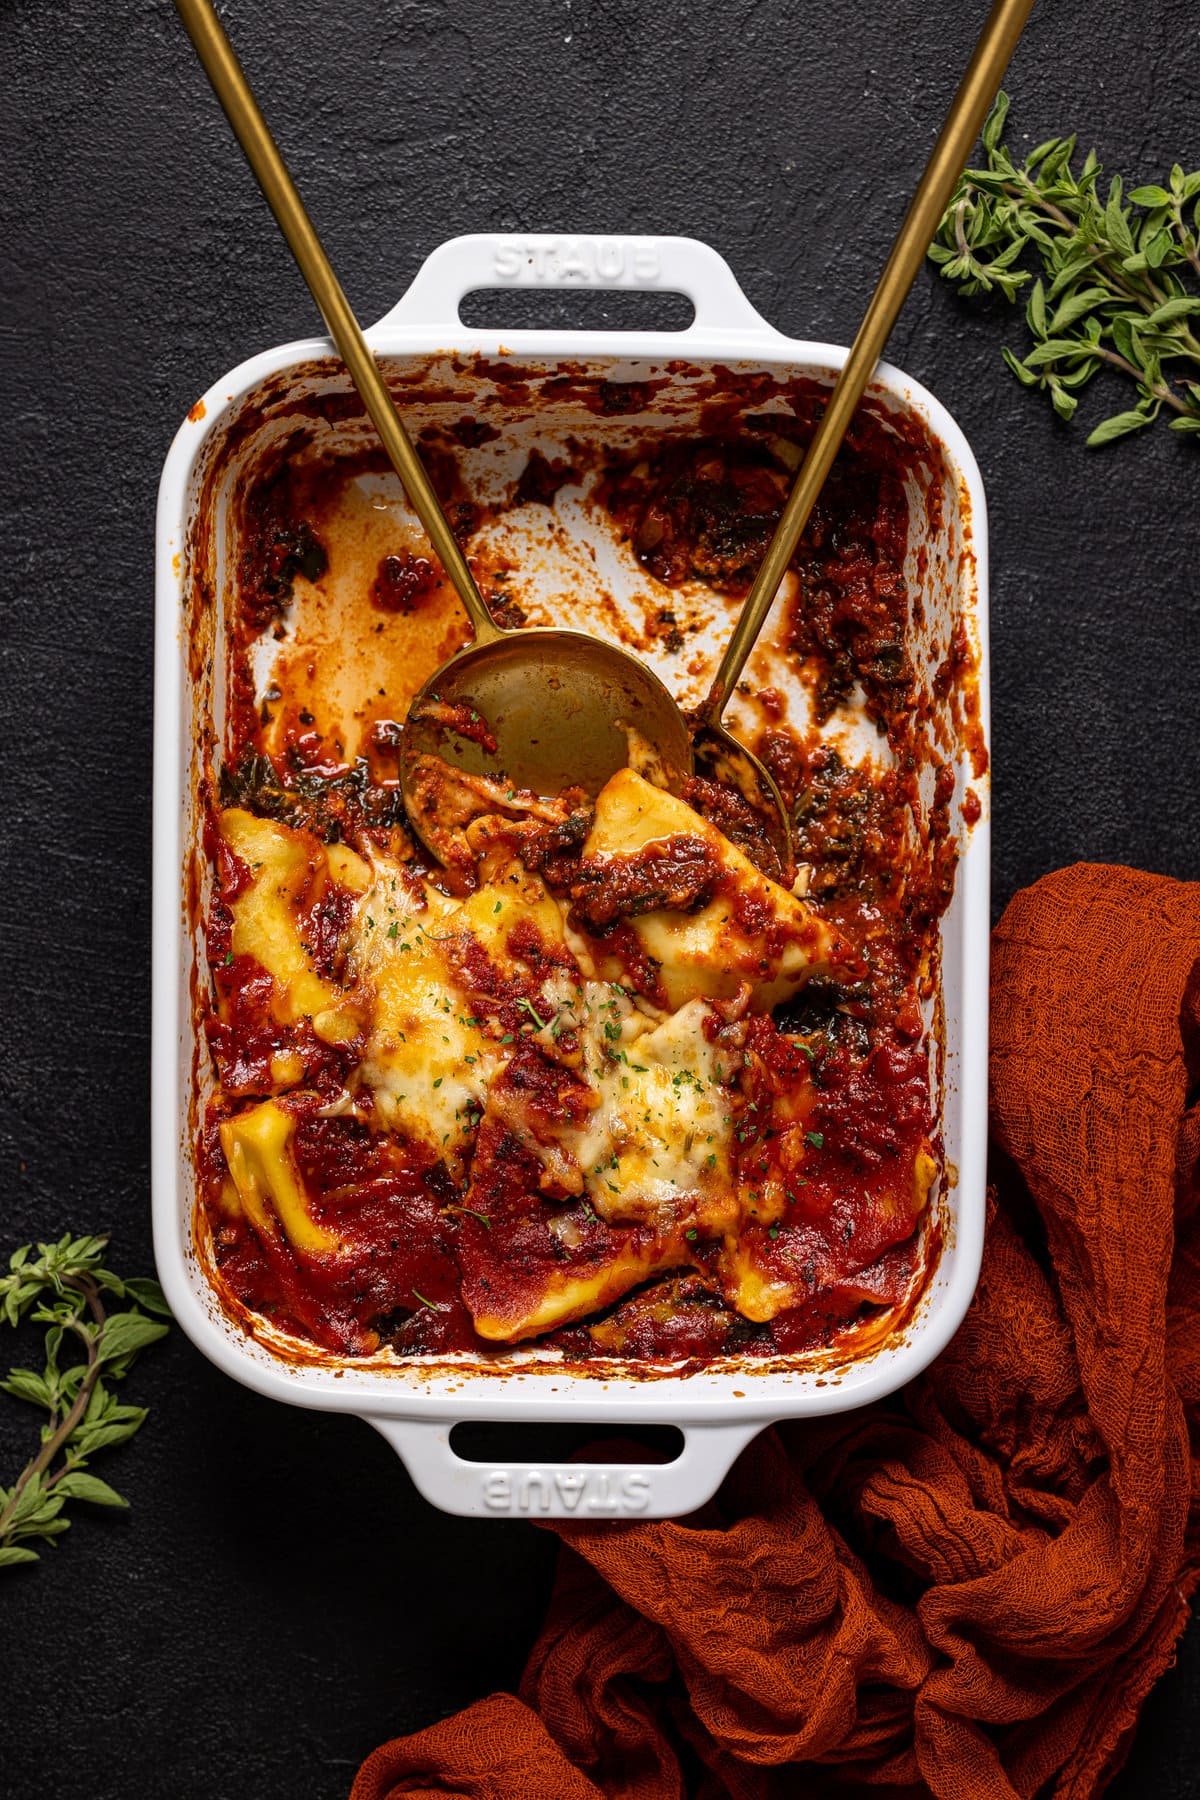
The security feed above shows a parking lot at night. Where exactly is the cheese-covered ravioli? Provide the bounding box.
[347,860,581,1167]
[576,770,856,1009]
[218,809,368,1046]
[453,982,739,1343]
[559,990,737,1232]
[347,860,498,1165]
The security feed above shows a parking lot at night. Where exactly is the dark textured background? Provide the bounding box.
[2,0,1197,1794]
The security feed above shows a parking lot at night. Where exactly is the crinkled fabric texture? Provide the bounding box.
[352,866,1200,1800]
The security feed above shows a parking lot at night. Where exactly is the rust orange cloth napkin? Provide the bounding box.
[352,865,1200,1799]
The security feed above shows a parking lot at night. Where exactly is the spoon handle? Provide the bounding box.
[700,0,1035,723]
[173,0,501,647]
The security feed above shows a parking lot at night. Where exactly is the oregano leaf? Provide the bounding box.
[0,1545,40,1567]
[1086,409,1154,446]
[55,1472,128,1508]
[123,1278,172,1319]
[1146,296,1200,326]
[1047,287,1110,334]
[981,90,1009,153]
[97,1312,170,1368]
[1002,347,1039,387]
[1021,339,1095,368]
[0,1369,55,1410]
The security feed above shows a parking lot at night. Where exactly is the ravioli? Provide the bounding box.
[218,808,367,1045]
[574,770,857,1008]
[346,863,498,1165]
[206,769,934,1354]
[200,414,950,1361]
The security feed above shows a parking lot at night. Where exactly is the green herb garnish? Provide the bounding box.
[446,1207,491,1230]
[518,997,553,1033]
[1,1236,170,1570]
[929,91,1200,443]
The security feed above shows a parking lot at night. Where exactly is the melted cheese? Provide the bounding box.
[580,769,850,1009]
[560,990,736,1229]
[347,862,497,1162]
[453,867,569,970]
[212,793,926,1343]
[714,1244,796,1324]
[219,809,368,1042]
[346,862,582,1163]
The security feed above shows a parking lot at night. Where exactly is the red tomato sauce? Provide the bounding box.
[198,376,978,1364]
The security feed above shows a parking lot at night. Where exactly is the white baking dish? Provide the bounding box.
[152,233,989,1519]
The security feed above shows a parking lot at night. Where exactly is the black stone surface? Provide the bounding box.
[2,1,1197,1795]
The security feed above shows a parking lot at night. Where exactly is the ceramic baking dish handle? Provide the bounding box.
[366,1415,763,1519]
[370,233,784,341]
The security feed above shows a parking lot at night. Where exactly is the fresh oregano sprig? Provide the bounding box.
[928,90,1200,444]
[0,1235,170,1569]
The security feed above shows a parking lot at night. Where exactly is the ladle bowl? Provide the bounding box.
[400,626,795,884]
[399,628,693,802]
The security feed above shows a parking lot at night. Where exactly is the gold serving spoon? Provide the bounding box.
[176,0,1033,879]
[686,0,1034,872]
[174,0,691,804]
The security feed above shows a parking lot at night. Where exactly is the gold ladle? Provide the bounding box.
[175,0,1033,879]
